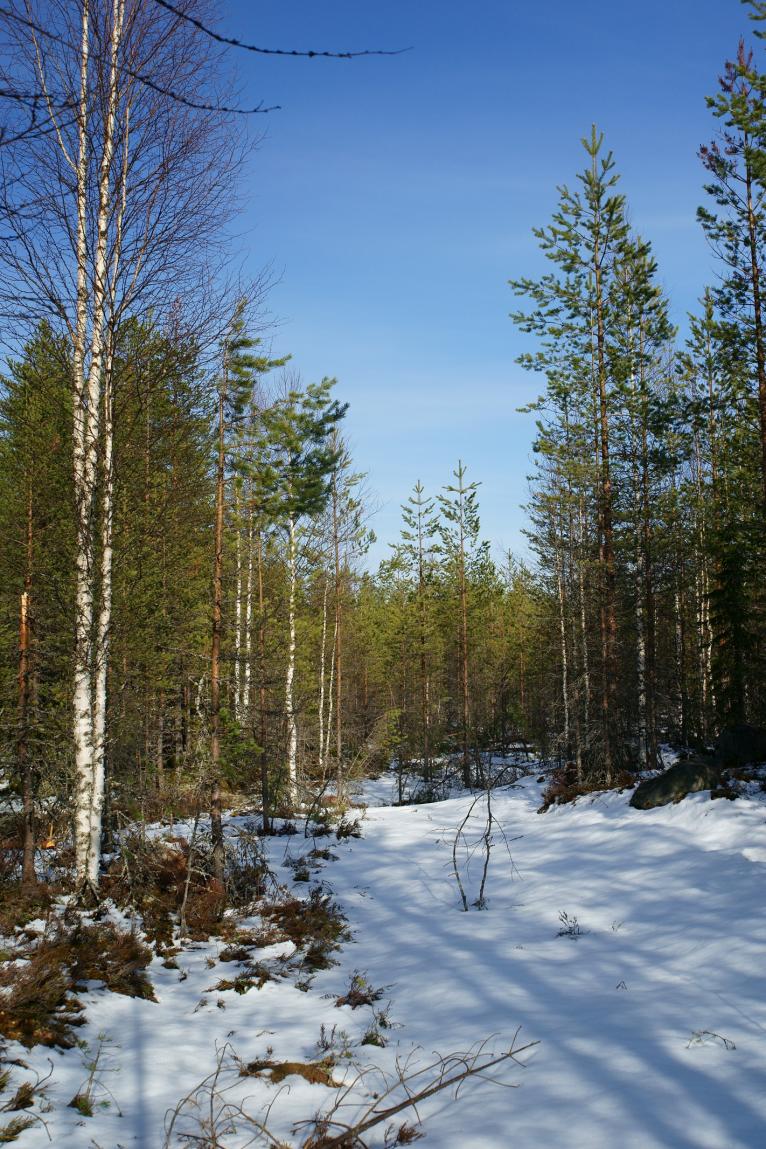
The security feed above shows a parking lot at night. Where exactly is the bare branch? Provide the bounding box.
[152,0,411,60]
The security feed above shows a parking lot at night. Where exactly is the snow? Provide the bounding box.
[6,775,766,1148]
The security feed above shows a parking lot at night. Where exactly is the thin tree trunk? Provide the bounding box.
[630,370,648,768]
[19,577,34,889]
[744,147,766,507]
[418,502,431,781]
[90,359,116,883]
[458,483,471,787]
[210,370,226,884]
[640,413,658,769]
[234,486,242,721]
[73,0,125,889]
[318,577,329,772]
[243,501,253,719]
[332,476,343,798]
[577,497,591,743]
[285,514,298,805]
[556,551,570,759]
[325,618,337,771]
[257,529,269,832]
[594,230,617,783]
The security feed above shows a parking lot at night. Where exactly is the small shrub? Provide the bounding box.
[308,820,334,839]
[0,1116,36,1143]
[0,952,84,1049]
[387,1123,424,1146]
[104,834,229,944]
[260,886,349,971]
[335,816,363,841]
[274,821,298,837]
[557,910,587,939]
[335,971,386,1010]
[218,926,282,959]
[218,944,251,964]
[4,1084,33,1114]
[361,1024,386,1047]
[65,921,155,1000]
[214,963,274,994]
[314,1023,353,1060]
[226,828,274,907]
[308,848,338,863]
[68,1092,93,1117]
[0,884,56,939]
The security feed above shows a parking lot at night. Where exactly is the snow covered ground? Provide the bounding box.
[6,775,766,1148]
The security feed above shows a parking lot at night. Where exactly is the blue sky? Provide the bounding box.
[223,0,750,566]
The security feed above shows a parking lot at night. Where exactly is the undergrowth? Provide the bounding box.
[539,764,634,810]
[0,918,154,1049]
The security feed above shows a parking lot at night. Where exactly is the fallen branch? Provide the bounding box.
[299,1030,538,1148]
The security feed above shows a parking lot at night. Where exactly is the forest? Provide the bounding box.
[0,2,765,1148]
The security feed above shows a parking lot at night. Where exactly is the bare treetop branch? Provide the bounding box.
[0,5,279,115]
[153,0,411,60]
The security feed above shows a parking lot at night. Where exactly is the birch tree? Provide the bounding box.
[0,0,242,888]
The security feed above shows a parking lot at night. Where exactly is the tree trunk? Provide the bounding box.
[593,225,617,783]
[332,476,343,798]
[285,515,298,806]
[19,583,35,890]
[210,374,226,884]
[459,520,471,788]
[745,149,766,508]
[556,551,570,759]
[257,529,269,833]
[72,0,125,890]
[243,500,253,719]
[234,486,243,721]
[318,577,329,772]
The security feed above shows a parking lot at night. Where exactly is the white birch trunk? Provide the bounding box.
[90,368,115,885]
[73,0,125,886]
[72,0,96,887]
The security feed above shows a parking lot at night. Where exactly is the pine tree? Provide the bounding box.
[210,305,286,874]
[438,461,486,786]
[699,37,766,506]
[0,325,74,886]
[511,128,653,779]
[388,480,441,779]
[254,379,346,807]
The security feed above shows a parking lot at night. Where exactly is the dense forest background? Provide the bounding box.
[2,0,766,891]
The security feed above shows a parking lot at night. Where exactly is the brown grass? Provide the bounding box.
[539,765,634,811]
[103,837,227,943]
[260,887,349,971]
[0,919,154,1049]
[240,1057,338,1086]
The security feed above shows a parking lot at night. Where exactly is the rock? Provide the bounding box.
[629,759,721,810]
[714,724,766,768]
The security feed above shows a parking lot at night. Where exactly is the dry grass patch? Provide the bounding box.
[0,918,154,1049]
[240,1057,338,1087]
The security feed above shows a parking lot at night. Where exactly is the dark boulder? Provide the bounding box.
[714,724,766,768]
[629,759,721,810]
